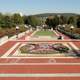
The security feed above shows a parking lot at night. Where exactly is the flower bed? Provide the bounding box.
[52,43,69,53]
[20,43,70,54]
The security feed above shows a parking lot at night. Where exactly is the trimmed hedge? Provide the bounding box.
[58,28,80,39]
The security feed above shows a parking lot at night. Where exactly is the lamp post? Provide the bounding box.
[24,25,28,34]
[24,25,28,40]
[29,25,32,31]
[57,24,61,30]
[70,25,74,35]
[63,25,65,30]
[16,26,19,38]
[63,25,65,28]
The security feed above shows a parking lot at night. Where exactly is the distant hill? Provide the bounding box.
[34,13,79,17]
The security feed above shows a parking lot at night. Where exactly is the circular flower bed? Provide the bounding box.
[20,43,69,54]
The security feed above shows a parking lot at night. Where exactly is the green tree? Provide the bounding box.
[45,18,52,29]
[23,15,28,25]
[0,13,4,27]
[2,15,14,28]
[59,15,67,25]
[27,16,41,28]
[67,16,75,25]
[12,13,24,25]
[52,16,59,29]
[45,16,59,29]
[76,15,80,28]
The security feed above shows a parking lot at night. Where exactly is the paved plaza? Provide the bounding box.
[0,30,80,80]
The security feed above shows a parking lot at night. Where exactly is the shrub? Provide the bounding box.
[19,26,26,32]
[0,28,6,38]
[52,43,69,53]
[5,28,16,37]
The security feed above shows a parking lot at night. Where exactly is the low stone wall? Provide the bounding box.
[0,36,8,46]
[0,30,30,46]
[18,32,25,38]
[9,35,17,40]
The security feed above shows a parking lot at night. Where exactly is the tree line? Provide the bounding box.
[0,13,24,28]
[0,12,80,38]
[0,13,42,29]
[0,13,42,37]
[45,15,80,29]
[0,13,80,30]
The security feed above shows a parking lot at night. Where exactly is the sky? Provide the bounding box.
[0,0,80,15]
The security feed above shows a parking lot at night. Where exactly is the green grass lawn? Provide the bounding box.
[34,30,56,36]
